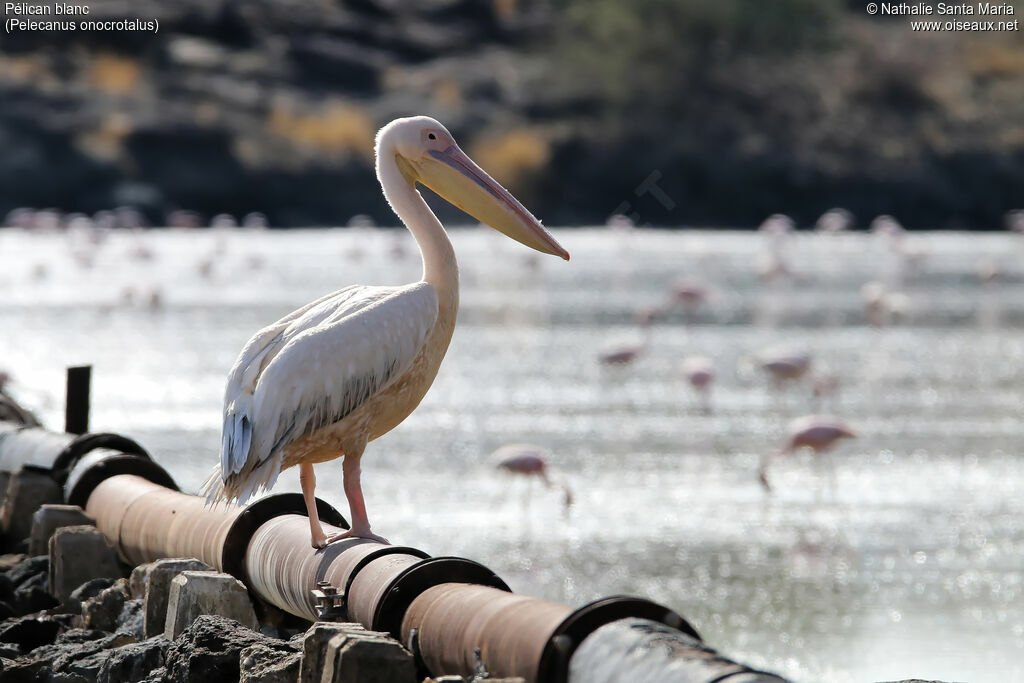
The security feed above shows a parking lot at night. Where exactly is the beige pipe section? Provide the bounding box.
[85,474,241,568]
[243,515,427,623]
[243,515,356,621]
[402,583,573,682]
[345,552,425,626]
[84,474,423,625]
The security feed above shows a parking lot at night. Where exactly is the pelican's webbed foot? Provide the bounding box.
[326,527,390,545]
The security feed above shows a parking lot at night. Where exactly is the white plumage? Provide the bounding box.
[208,283,437,504]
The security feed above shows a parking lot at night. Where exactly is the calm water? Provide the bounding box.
[1,226,1023,683]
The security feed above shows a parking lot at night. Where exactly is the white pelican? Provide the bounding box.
[203,117,569,548]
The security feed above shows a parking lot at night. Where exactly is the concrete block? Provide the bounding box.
[1,468,63,542]
[323,629,416,683]
[164,571,259,640]
[142,558,211,638]
[29,504,95,556]
[48,525,124,606]
[129,562,150,599]
[299,622,367,683]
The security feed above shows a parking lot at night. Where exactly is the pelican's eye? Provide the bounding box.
[428,133,437,140]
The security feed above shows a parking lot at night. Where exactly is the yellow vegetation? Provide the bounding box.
[87,54,142,95]
[0,54,55,86]
[468,128,551,192]
[76,113,132,161]
[268,99,375,160]
[493,0,519,22]
[434,79,463,110]
[966,44,1024,79]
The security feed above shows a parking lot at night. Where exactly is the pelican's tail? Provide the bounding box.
[201,465,228,505]
[199,454,285,508]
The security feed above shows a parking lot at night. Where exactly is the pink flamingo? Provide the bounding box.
[598,330,651,366]
[681,355,715,414]
[870,215,905,241]
[491,444,573,510]
[815,208,854,233]
[757,346,812,386]
[670,278,711,322]
[759,213,795,239]
[598,311,655,366]
[1004,209,1023,233]
[759,415,856,493]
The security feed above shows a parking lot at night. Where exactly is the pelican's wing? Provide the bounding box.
[220,285,365,475]
[225,281,439,481]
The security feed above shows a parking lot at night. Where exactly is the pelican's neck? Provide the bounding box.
[378,152,459,309]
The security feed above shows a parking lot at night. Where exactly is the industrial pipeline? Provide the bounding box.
[0,370,788,683]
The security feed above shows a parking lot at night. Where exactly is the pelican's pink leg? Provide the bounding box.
[328,450,389,545]
[299,463,329,549]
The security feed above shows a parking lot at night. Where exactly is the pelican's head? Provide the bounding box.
[376,116,569,261]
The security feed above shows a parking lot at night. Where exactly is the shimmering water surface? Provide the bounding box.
[1,227,1023,683]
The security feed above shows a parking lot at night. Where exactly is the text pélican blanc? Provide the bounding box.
[4,3,159,32]
[6,3,88,13]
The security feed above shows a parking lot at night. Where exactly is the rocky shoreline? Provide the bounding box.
[1,1,1021,229]
[0,548,302,683]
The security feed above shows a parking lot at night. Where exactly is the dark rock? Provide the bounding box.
[61,648,115,682]
[71,578,117,610]
[48,674,90,683]
[5,555,48,587]
[117,599,144,640]
[0,614,62,651]
[13,569,58,614]
[98,638,170,683]
[140,666,167,683]
[0,555,26,572]
[82,580,129,632]
[239,640,301,683]
[164,615,280,683]
[0,642,18,659]
[57,628,109,644]
[0,572,14,602]
[9,631,139,682]
[287,39,384,93]
[0,656,47,681]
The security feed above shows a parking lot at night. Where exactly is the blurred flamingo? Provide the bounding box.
[682,355,715,414]
[759,415,856,493]
[490,444,573,511]
[598,323,652,366]
[670,278,711,322]
[757,345,812,387]
[815,208,854,233]
[1004,209,1023,234]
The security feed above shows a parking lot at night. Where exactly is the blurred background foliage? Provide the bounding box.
[0,0,1021,228]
